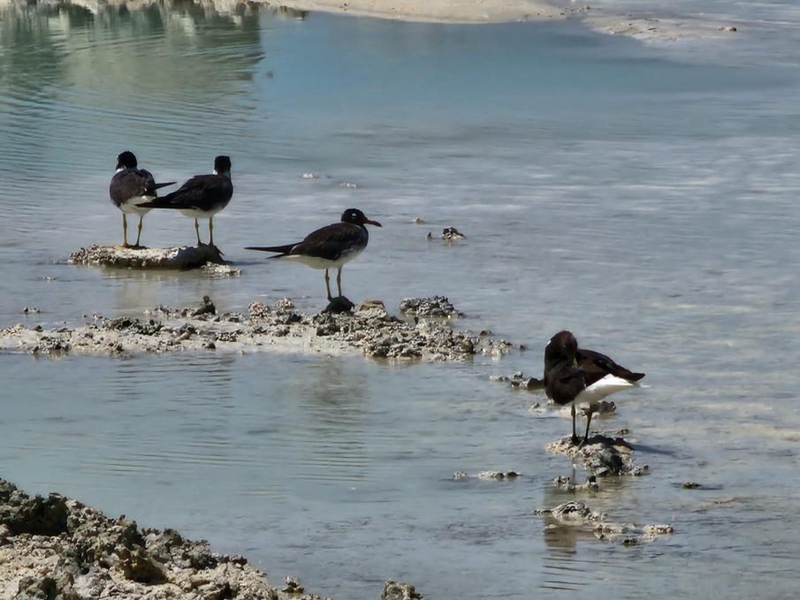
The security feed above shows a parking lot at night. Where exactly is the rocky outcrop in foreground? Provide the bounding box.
[0,297,513,361]
[0,478,320,599]
[0,478,422,599]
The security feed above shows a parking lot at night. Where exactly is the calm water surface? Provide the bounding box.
[1,2,800,598]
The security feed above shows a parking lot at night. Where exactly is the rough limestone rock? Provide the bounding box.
[382,580,423,600]
[546,434,649,477]
[0,478,332,600]
[68,244,238,273]
[533,500,673,546]
[398,296,464,318]
[0,296,513,362]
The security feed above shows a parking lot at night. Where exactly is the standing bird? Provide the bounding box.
[109,151,175,248]
[543,330,645,445]
[138,156,233,247]
[246,208,382,301]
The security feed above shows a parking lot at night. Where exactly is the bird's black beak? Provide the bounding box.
[365,219,382,227]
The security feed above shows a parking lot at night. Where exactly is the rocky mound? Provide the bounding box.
[0,297,513,361]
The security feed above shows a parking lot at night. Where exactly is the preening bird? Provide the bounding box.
[108,151,175,248]
[543,330,645,445]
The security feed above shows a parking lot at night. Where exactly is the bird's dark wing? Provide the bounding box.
[545,364,587,405]
[143,174,233,210]
[577,348,645,385]
[288,223,366,261]
[109,169,150,203]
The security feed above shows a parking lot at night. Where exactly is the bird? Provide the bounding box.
[137,156,233,247]
[543,330,645,445]
[246,208,382,301]
[108,151,175,248]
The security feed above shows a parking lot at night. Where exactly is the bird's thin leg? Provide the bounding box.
[122,214,129,247]
[324,269,332,301]
[571,404,578,445]
[208,218,215,247]
[336,267,343,298]
[582,408,594,446]
[135,215,144,247]
[194,218,201,245]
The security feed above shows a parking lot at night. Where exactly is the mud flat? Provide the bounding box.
[0,296,513,361]
[0,478,421,599]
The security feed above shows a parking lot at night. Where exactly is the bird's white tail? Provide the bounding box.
[577,374,639,405]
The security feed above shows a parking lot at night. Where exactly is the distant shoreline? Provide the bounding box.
[274,0,568,24]
[272,0,741,43]
[0,0,743,44]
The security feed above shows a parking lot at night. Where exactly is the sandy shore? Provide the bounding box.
[276,0,740,41]
[274,0,566,23]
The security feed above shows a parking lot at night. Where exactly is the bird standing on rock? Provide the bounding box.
[246,208,382,302]
[137,156,233,248]
[543,330,645,445]
[109,151,175,248]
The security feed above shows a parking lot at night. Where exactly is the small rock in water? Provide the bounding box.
[547,434,647,477]
[382,580,423,600]
[282,576,304,594]
[682,481,703,489]
[452,470,469,481]
[22,307,40,314]
[441,226,466,241]
[301,172,319,179]
[191,296,217,317]
[477,470,521,481]
[412,216,425,224]
[324,296,355,314]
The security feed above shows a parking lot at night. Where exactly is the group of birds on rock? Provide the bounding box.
[109,151,643,446]
[110,152,233,248]
[109,151,381,302]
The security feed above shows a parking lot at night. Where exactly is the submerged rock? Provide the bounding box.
[534,500,673,546]
[453,470,522,481]
[68,244,236,272]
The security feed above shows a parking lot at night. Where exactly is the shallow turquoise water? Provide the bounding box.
[2,2,800,598]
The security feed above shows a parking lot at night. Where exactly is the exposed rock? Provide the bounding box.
[382,580,423,600]
[323,296,355,314]
[546,434,648,477]
[0,478,334,600]
[1,297,512,362]
[534,500,673,546]
[534,501,604,524]
[399,296,464,318]
[440,227,466,241]
[453,470,522,481]
[476,470,521,481]
[68,244,230,271]
[682,481,702,489]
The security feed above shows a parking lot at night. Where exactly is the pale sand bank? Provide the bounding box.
[0,0,742,43]
[275,0,566,23]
